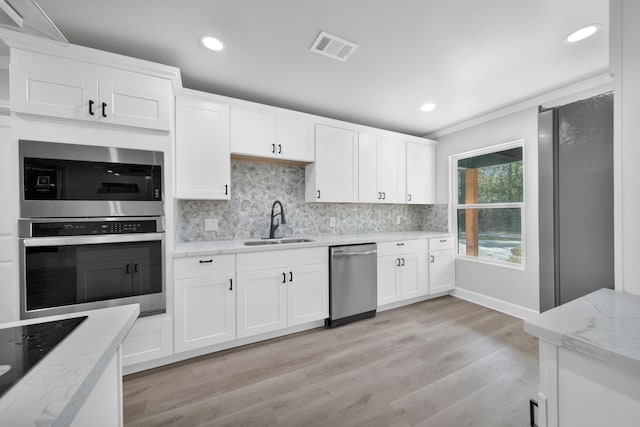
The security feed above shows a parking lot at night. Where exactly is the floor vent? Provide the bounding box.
[309,31,358,62]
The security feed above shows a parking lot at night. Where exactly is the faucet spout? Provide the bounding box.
[269,200,286,239]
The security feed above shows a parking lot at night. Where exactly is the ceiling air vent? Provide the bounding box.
[309,31,358,62]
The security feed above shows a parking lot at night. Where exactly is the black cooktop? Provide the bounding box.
[0,316,87,398]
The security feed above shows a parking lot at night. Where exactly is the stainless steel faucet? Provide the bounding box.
[269,200,286,239]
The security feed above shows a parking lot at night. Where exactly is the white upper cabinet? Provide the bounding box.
[358,132,406,204]
[230,107,314,162]
[306,124,358,202]
[175,93,230,200]
[406,141,435,204]
[10,50,172,131]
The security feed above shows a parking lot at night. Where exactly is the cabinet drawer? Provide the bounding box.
[377,240,427,256]
[174,254,235,279]
[237,247,327,272]
[429,236,455,251]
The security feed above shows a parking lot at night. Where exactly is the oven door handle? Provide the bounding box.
[21,232,165,247]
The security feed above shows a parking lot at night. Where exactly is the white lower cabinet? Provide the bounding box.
[428,237,455,294]
[121,314,172,366]
[174,254,236,353]
[377,240,428,306]
[236,248,328,339]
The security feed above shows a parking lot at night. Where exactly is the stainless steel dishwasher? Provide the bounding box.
[327,243,377,327]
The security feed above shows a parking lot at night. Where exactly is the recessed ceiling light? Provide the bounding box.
[420,103,436,112]
[201,35,224,51]
[565,24,600,43]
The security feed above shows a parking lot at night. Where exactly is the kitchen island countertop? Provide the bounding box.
[0,304,139,426]
[524,288,640,371]
[174,231,453,257]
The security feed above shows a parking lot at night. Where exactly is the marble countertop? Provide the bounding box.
[524,288,640,370]
[0,304,139,426]
[174,231,453,257]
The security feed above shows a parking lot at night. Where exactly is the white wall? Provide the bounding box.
[611,0,640,295]
[435,108,540,312]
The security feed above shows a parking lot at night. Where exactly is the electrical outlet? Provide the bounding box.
[330,217,336,228]
[204,218,219,232]
[396,215,402,225]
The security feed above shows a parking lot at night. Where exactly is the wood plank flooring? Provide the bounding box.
[123,296,539,426]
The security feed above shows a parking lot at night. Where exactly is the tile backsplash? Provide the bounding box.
[176,160,448,242]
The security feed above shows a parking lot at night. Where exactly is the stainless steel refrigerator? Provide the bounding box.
[538,92,614,312]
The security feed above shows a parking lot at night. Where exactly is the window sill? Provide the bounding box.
[455,255,525,271]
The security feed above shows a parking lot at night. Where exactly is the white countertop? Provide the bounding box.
[524,288,640,370]
[0,304,139,426]
[174,231,452,257]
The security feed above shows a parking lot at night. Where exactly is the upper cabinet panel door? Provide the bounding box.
[13,67,96,121]
[406,142,435,204]
[358,132,380,204]
[277,116,314,162]
[176,96,230,200]
[378,136,406,204]
[104,80,171,131]
[312,124,358,203]
[230,107,277,158]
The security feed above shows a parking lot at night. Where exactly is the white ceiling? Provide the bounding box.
[35,0,609,136]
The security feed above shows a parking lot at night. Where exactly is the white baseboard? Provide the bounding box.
[451,288,539,320]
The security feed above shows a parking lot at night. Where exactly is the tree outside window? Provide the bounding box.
[454,144,524,265]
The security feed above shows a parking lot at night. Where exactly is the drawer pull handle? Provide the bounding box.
[440,239,447,243]
[396,243,405,246]
[199,259,213,264]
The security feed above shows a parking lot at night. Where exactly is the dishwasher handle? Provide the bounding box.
[332,249,377,258]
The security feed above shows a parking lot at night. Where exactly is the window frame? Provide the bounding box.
[450,139,525,269]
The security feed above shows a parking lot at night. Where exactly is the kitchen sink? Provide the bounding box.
[243,238,314,246]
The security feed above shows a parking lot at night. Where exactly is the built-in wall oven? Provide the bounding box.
[18,140,166,319]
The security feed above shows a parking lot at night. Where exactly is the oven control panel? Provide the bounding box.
[30,219,159,237]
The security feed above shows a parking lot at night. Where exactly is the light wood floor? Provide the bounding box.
[123,296,539,426]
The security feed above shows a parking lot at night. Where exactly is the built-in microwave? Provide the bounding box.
[19,140,163,218]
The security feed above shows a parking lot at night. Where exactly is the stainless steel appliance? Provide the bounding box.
[327,243,377,327]
[18,140,166,319]
[20,140,163,218]
[538,92,614,311]
[19,217,165,319]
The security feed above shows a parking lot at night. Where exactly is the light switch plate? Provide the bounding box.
[204,218,219,231]
[396,215,402,225]
[330,217,336,227]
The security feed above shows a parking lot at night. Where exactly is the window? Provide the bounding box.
[453,142,524,265]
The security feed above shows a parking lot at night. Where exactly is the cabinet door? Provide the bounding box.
[230,107,277,157]
[287,263,328,326]
[377,136,406,204]
[176,96,230,200]
[13,66,97,121]
[102,80,171,131]
[377,255,400,306]
[277,116,314,162]
[132,256,163,296]
[399,252,427,299]
[313,124,358,202]
[237,268,288,338]
[358,132,381,203]
[406,142,435,204]
[174,274,235,352]
[429,251,455,294]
